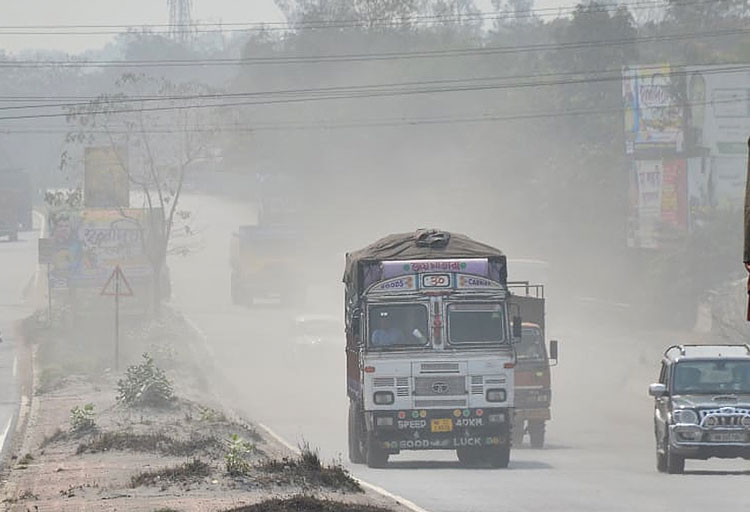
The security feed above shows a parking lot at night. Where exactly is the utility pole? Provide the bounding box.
[168,0,194,42]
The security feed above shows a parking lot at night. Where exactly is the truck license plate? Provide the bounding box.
[430,418,453,433]
[709,432,745,443]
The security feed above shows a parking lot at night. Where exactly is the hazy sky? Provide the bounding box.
[0,0,569,54]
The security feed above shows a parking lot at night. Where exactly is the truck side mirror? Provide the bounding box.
[512,316,522,342]
[351,309,362,343]
[549,339,559,366]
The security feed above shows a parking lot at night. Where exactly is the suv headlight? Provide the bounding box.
[373,391,394,405]
[486,389,507,403]
[673,409,698,425]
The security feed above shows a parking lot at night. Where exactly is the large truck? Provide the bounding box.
[508,282,558,448]
[230,225,303,306]
[344,229,521,468]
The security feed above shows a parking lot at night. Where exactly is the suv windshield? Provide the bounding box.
[517,326,546,361]
[447,303,505,345]
[673,360,750,394]
[369,303,429,349]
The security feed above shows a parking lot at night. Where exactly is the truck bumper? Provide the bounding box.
[514,407,551,422]
[368,408,510,453]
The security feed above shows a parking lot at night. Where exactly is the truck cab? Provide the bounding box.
[344,230,519,468]
[508,283,559,448]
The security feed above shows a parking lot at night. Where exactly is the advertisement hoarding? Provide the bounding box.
[84,146,130,208]
[623,65,684,154]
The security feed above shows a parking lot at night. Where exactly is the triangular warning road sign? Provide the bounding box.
[101,265,134,297]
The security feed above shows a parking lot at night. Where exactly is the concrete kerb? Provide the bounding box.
[181,313,432,512]
[255,422,431,512]
[1,210,47,470]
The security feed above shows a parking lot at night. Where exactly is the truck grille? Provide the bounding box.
[414,376,466,396]
[420,362,460,374]
[396,377,409,397]
[373,378,395,387]
[415,399,467,408]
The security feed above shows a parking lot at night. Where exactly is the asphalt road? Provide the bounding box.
[170,193,750,512]
[0,223,40,461]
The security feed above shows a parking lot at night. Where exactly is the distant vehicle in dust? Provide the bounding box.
[230,225,303,307]
[291,313,341,360]
[0,169,33,241]
[649,344,750,474]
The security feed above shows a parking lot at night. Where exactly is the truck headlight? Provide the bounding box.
[673,409,698,425]
[486,389,507,403]
[374,391,394,405]
[376,416,394,427]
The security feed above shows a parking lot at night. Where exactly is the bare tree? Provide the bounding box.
[63,73,218,315]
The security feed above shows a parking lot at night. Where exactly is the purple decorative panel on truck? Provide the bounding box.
[383,259,489,279]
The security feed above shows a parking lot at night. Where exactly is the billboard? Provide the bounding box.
[627,159,688,248]
[686,66,750,209]
[623,65,684,154]
[48,208,158,290]
[84,146,130,208]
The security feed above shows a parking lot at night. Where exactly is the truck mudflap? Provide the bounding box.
[369,408,510,452]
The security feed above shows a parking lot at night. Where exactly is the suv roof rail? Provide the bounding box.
[663,344,750,359]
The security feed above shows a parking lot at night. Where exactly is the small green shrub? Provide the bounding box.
[225,434,254,476]
[130,459,210,488]
[198,405,226,423]
[117,353,174,407]
[70,403,96,433]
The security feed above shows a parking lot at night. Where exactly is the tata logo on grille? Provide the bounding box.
[432,382,449,394]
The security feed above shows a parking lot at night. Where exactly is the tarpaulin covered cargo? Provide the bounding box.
[343,229,507,295]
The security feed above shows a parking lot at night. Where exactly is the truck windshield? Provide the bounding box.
[447,303,505,345]
[369,304,429,349]
[673,360,750,394]
[517,326,546,361]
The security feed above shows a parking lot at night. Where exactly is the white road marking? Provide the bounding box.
[257,423,430,512]
[12,356,17,378]
[0,417,12,456]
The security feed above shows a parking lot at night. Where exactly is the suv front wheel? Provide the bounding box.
[665,433,685,474]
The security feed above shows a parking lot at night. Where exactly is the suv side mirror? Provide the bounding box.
[648,383,667,398]
[549,339,559,365]
[512,316,522,342]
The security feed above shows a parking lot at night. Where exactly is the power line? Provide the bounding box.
[1,27,748,69]
[0,62,747,114]
[0,0,711,35]
[0,96,742,134]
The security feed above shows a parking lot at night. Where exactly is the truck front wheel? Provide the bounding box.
[486,443,511,468]
[347,402,365,464]
[365,433,389,468]
[528,421,546,448]
[457,447,484,466]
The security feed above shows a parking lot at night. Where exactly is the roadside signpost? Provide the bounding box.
[38,238,54,321]
[101,265,133,370]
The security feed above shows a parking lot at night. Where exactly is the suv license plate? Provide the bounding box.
[430,419,453,433]
[709,432,745,443]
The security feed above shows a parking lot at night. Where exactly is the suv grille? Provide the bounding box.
[699,407,750,427]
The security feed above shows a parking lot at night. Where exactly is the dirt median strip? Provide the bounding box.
[0,308,409,512]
